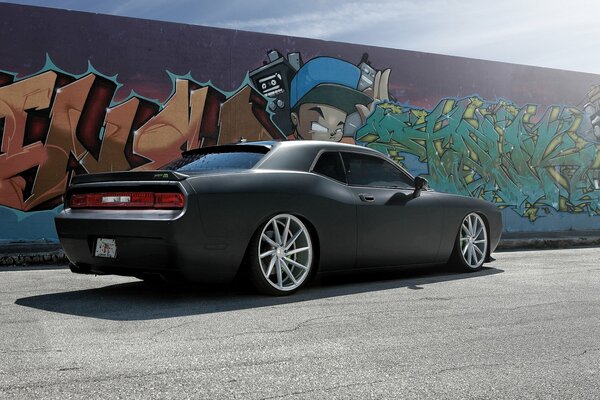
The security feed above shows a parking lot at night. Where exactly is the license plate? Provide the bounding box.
[95,238,117,258]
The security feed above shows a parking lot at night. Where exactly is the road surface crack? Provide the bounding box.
[435,349,600,375]
[257,378,389,399]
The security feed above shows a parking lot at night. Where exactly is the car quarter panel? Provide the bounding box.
[186,170,358,276]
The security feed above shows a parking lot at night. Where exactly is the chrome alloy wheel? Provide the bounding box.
[459,213,488,269]
[258,214,313,292]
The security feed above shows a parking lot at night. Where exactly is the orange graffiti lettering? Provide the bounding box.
[0,70,280,211]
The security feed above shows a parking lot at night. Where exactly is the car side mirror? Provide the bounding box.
[413,176,428,198]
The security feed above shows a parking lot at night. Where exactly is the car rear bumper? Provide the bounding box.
[55,208,242,282]
[56,209,180,272]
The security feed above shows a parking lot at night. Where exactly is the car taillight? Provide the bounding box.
[154,193,185,208]
[69,192,185,209]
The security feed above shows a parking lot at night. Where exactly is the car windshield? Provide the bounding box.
[161,148,268,173]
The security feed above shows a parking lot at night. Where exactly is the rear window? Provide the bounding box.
[162,148,268,172]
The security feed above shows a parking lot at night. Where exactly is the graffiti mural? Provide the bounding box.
[0,59,282,212]
[3,2,600,241]
[356,98,600,221]
[2,52,600,224]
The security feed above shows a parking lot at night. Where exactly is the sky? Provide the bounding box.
[4,0,600,75]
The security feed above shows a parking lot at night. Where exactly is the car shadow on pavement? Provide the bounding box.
[15,265,503,321]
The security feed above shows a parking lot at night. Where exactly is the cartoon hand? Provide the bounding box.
[356,69,391,124]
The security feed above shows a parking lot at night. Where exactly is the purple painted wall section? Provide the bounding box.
[3,4,598,107]
[1,3,600,242]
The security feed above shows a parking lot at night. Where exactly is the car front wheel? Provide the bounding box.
[452,212,488,271]
[248,214,314,295]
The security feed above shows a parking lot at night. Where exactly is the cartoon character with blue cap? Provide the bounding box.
[289,56,391,142]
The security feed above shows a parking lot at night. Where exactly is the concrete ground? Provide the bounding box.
[1,247,599,399]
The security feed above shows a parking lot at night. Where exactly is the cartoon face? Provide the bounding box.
[291,103,347,141]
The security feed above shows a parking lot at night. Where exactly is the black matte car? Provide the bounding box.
[55,141,502,295]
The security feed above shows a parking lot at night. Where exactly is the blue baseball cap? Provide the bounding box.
[290,57,372,113]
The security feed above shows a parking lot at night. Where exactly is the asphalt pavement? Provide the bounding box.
[1,248,599,399]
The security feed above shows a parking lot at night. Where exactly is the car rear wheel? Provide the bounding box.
[249,214,314,295]
[452,212,488,271]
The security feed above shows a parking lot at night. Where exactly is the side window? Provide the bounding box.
[312,152,347,183]
[341,152,413,189]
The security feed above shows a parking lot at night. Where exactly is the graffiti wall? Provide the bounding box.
[1,3,600,242]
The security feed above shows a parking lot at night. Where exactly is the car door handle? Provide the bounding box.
[359,193,375,202]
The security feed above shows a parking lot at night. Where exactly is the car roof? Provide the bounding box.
[186,140,381,155]
[180,140,400,173]
[251,140,381,153]
[254,140,391,172]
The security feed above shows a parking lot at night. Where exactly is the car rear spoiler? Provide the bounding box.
[70,170,189,185]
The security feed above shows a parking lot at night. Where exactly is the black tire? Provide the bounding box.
[450,212,489,272]
[69,263,90,274]
[248,214,315,296]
